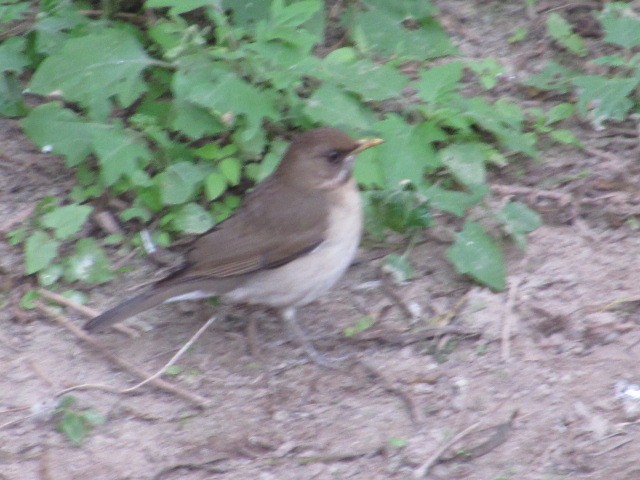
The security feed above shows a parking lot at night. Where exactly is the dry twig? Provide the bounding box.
[413,422,480,478]
[35,302,209,408]
[121,316,216,393]
[501,277,521,361]
[38,288,139,337]
[358,359,422,424]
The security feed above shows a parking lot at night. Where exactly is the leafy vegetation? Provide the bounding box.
[526,2,640,129]
[56,396,105,445]
[3,0,584,295]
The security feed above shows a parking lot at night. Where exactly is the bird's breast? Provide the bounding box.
[225,182,362,308]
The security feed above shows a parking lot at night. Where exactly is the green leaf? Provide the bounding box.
[592,55,628,67]
[219,157,241,185]
[599,3,640,49]
[496,201,541,249]
[422,184,488,217]
[6,227,26,246]
[174,59,278,141]
[145,0,213,15]
[550,129,580,146]
[438,143,487,186]
[20,290,40,310]
[0,72,27,116]
[40,204,92,240]
[254,140,287,182]
[164,365,182,376]
[0,1,30,24]
[466,58,504,90]
[21,103,95,166]
[343,315,377,337]
[0,36,28,72]
[222,0,271,25]
[573,76,638,126]
[446,221,505,290]
[461,97,537,157]
[81,409,106,426]
[523,61,577,94]
[383,253,415,283]
[270,0,321,27]
[61,290,88,305]
[416,61,464,105]
[57,396,76,410]
[58,411,87,445]
[64,238,113,284]
[32,5,88,56]
[171,102,225,139]
[303,83,374,131]
[25,231,60,275]
[388,437,408,448]
[509,26,528,44]
[545,103,575,125]
[120,205,152,223]
[205,172,227,200]
[30,29,153,120]
[546,12,587,56]
[320,52,409,101]
[92,124,152,186]
[171,203,214,234]
[37,263,63,287]
[365,189,432,236]
[156,161,203,205]
[350,0,455,60]
[368,115,438,188]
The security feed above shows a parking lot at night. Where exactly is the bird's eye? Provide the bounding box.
[326,149,341,164]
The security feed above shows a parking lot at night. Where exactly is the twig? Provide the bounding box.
[121,316,216,393]
[593,439,633,456]
[455,411,518,461]
[246,316,264,362]
[0,406,29,415]
[39,448,54,480]
[27,359,56,388]
[380,276,417,321]
[296,449,374,464]
[57,315,215,397]
[38,288,98,318]
[350,325,481,347]
[35,302,209,408]
[358,359,422,424]
[56,383,123,396]
[0,414,33,431]
[413,422,481,478]
[584,145,628,165]
[111,248,138,270]
[491,184,572,205]
[38,287,139,337]
[501,277,521,361]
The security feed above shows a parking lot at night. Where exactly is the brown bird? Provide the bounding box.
[85,128,383,365]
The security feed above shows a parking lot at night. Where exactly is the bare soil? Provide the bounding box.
[2,1,640,479]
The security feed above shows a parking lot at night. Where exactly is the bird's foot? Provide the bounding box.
[281,307,348,369]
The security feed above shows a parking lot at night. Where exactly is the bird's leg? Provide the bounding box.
[281,307,342,369]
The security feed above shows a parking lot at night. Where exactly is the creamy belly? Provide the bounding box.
[225,185,362,308]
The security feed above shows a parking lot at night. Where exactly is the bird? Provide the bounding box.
[84,128,384,366]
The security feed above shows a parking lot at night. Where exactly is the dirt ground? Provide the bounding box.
[2,1,640,479]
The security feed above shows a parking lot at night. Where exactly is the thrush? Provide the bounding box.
[85,128,383,365]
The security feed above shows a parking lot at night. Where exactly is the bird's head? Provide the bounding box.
[276,128,383,190]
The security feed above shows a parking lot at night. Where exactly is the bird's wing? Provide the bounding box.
[160,181,328,284]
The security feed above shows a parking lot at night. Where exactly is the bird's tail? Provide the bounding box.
[84,289,175,331]
[84,276,238,332]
